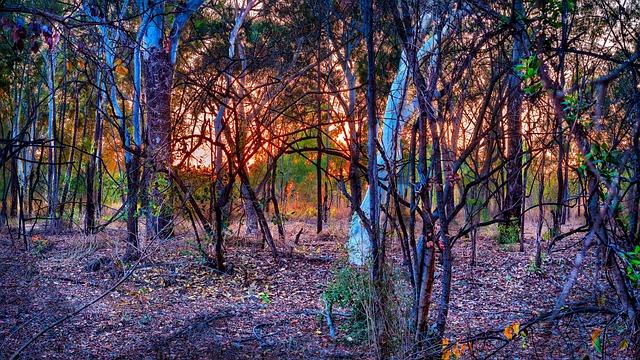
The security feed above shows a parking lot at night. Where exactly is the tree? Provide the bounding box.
[503,0,527,250]
[137,0,206,240]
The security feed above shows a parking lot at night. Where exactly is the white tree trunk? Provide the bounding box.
[347,13,461,265]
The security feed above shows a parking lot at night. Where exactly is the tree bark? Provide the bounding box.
[241,181,259,235]
[45,49,60,232]
[144,48,174,240]
[504,0,526,232]
[85,69,103,235]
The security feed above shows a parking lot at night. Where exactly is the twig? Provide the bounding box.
[9,225,168,359]
[294,228,304,244]
[325,300,336,339]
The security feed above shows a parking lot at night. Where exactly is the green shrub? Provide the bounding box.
[322,263,411,350]
[322,265,370,343]
[526,253,547,274]
[497,223,519,245]
[624,246,640,286]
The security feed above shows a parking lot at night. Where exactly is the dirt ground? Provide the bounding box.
[0,218,634,359]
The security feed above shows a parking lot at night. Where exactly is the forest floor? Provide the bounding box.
[0,217,633,359]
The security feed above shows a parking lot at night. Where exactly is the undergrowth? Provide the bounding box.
[322,262,411,352]
[497,223,520,245]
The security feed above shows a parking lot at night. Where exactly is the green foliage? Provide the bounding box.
[624,246,640,286]
[480,208,491,223]
[577,142,622,184]
[102,171,124,204]
[153,173,170,191]
[526,253,547,274]
[515,55,542,96]
[31,237,49,257]
[497,223,520,245]
[247,20,287,44]
[322,265,370,343]
[466,198,481,208]
[561,93,592,128]
[535,0,576,29]
[150,201,162,217]
[271,212,287,226]
[258,291,271,305]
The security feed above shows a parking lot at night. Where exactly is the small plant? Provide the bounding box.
[322,265,370,343]
[515,55,542,96]
[624,245,640,286]
[31,236,50,257]
[497,224,519,245]
[526,253,547,274]
[138,314,152,326]
[178,249,194,258]
[120,311,132,324]
[258,291,271,304]
[480,208,491,223]
[271,213,287,226]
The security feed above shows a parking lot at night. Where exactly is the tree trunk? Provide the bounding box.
[553,121,565,236]
[630,86,640,244]
[316,35,324,234]
[346,48,361,220]
[535,152,546,268]
[46,50,60,232]
[59,78,79,222]
[144,48,174,240]
[271,159,285,242]
[239,169,277,257]
[85,71,103,235]
[123,156,141,261]
[241,181,259,235]
[504,0,526,232]
[361,0,386,356]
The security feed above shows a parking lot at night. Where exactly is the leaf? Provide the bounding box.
[619,339,629,351]
[442,338,451,360]
[453,343,467,357]
[594,337,602,353]
[591,328,602,352]
[504,322,520,340]
[115,63,129,76]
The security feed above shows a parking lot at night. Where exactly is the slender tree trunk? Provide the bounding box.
[316,34,324,234]
[9,160,18,217]
[70,104,89,228]
[241,181,259,235]
[45,49,60,232]
[124,156,141,261]
[629,85,640,244]
[59,77,79,221]
[56,45,68,208]
[213,201,227,271]
[361,0,386,356]
[1,166,7,227]
[504,0,526,232]
[86,69,104,234]
[239,169,277,257]
[535,152,546,268]
[271,159,285,242]
[323,180,329,223]
[346,51,361,220]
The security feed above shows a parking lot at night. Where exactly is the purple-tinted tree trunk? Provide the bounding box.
[144,48,174,239]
